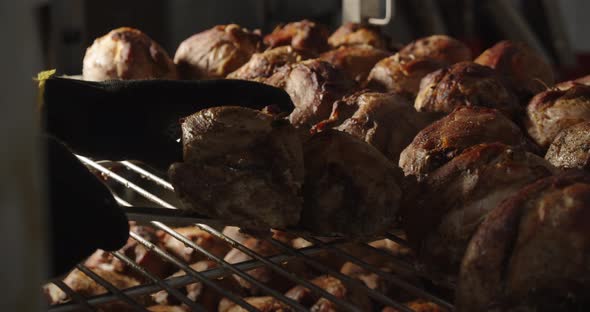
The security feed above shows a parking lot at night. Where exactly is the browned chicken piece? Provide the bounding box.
[82,27,177,81]
[265,59,356,128]
[399,106,536,180]
[398,35,472,64]
[220,296,294,312]
[321,91,438,164]
[168,107,304,230]
[383,300,447,312]
[545,121,590,170]
[555,74,590,90]
[44,267,146,310]
[524,84,590,149]
[264,20,330,54]
[403,143,556,283]
[456,172,590,312]
[158,226,229,264]
[285,275,372,311]
[328,22,390,49]
[365,53,446,96]
[414,62,521,119]
[85,223,171,280]
[302,130,404,237]
[227,46,310,81]
[174,24,262,79]
[319,45,391,82]
[148,305,189,312]
[475,40,554,99]
[223,237,308,294]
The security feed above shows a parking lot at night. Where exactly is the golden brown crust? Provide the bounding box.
[414,62,521,119]
[220,296,294,312]
[398,35,472,64]
[399,106,536,180]
[227,46,310,81]
[328,22,390,49]
[383,300,447,312]
[174,24,262,79]
[83,27,177,81]
[285,275,372,311]
[263,20,329,54]
[319,45,391,82]
[545,121,590,170]
[158,226,229,264]
[475,40,554,97]
[456,171,590,311]
[555,74,590,90]
[524,84,590,148]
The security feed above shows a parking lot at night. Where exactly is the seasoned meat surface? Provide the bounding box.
[556,74,590,90]
[174,24,262,79]
[147,306,189,312]
[285,275,372,311]
[404,143,556,282]
[398,35,472,64]
[302,130,404,237]
[319,45,391,82]
[414,62,520,119]
[545,121,590,170]
[319,91,438,163]
[220,296,294,312]
[158,226,229,263]
[524,84,590,148]
[475,40,554,99]
[456,172,590,312]
[227,46,309,81]
[83,27,176,81]
[169,107,304,230]
[266,59,356,128]
[328,22,390,49]
[264,20,329,54]
[399,106,535,180]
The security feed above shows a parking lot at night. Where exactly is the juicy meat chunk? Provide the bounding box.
[383,300,447,312]
[475,40,554,99]
[365,53,446,96]
[285,275,372,311]
[404,143,556,282]
[302,130,404,237]
[266,59,356,128]
[524,84,590,149]
[399,106,536,180]
[148,306,189,312]
[398,35,472,64]
[220,296,294,312]
[319,45,391,82]
[83,27,177,81]
[174,24,262,79]
[556,74,590,90]
[414,62,521,119]
[263,20,329,54]
[328,22,390,49]
[318,91,437,164]
[545,121,590,170]
[227,46,310,81]
[158,226,229,263]
[169,106,304,230]
[456,172,590,312]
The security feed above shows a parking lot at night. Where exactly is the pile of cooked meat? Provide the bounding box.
[60,21,590,311]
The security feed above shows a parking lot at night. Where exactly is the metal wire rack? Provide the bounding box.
[44,156,455,312]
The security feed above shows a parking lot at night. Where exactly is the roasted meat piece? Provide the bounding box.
[456,172,590,311]
[82,27,177,81]
[414,62,521,119]
[263,20,329,54]
[227,46,309,81]
[546,121,590,170]
[302,130,404,237]
[318,91,438,163]
[158,226,229,264]
[399,106,536,180]
[219,296,294,312]
[524,84,590,149]
[556,74,590,90]
[475,40,554,99]
[174,24,262,79]
[147,306,189,312]
[404,143,556,282]
[328,22,390,49]
[398,35,472,64]
[383,300,446,312]
[285,275,372,311]
[265,59,356,127]
[365,54,446,96]
[319,45,391,82]
[169,107,304,230]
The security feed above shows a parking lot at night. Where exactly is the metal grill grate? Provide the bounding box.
[44,156,454,312]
